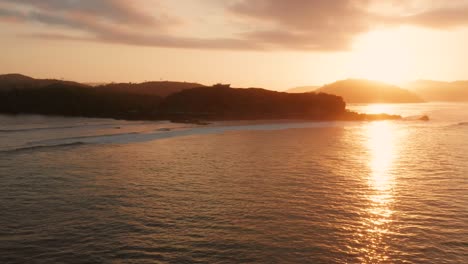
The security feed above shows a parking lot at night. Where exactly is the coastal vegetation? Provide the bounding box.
[97,81,205,97]
[0,74,401,122]
[0,82,163,120]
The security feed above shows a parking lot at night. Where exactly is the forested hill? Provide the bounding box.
[0,74,204,97]
[0,74,402,122]
[96,81,205,97]
[0,74,87,90]
[0,82,163,120]
[0,82,351,121]
[158,86,346,120]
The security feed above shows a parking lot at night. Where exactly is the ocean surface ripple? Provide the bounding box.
[0,103,467,263]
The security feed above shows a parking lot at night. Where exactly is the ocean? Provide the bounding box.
[0,102,467,263]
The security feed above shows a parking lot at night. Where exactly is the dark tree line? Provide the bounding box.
[0,83,162,120]
[158,86,347,121]
[0,82,401,122]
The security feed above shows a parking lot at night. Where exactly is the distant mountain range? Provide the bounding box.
[4,74,467,103]
[2,74,467,122]
[404,80,468,102]
[287,79,468,103]
[287,79,424,103]
[317,79,424,103]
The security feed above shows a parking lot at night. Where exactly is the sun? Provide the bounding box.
[349,28,414,85]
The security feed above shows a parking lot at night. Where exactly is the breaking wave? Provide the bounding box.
[13,121,355,152]
[0,142,87,153]
[0,123,119,133]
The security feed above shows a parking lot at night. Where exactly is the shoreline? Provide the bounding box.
[0,110,404,125]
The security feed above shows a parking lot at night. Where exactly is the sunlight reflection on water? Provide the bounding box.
[359,121,399,263]
[367,121,396,192]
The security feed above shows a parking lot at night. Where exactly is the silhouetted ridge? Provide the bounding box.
[97,81,205,97]
[0,74,404,122]
[286,86,320,93]
[0,73,35,82]
[317,79,424,103]
[158,86,346,120]
[0,73,87,91]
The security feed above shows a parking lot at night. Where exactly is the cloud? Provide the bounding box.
[5,0,159,26]
[230,0,373,50]
[28,31,262,50]
[0,0,257,50]
[1,0,468,51]
[401,6,468,29]
[229,0,468,50]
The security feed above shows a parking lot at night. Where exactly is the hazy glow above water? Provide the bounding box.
[364,104,395,115]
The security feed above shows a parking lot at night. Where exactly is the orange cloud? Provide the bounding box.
[1,0,468,51]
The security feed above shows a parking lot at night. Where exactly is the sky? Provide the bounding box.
[1,0,468,90]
